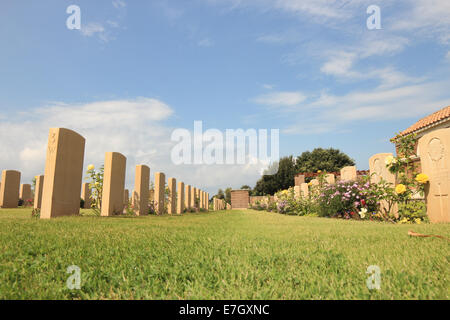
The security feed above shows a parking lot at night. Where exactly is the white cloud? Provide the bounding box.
[197,38,214,47]
[253,91,306,107]
[80,23,105,37]
[390,0,450,43]
[80,23,113,42]
[320,52,358,77]
[261,84,275,90]
[112,0,127,9]
[281,81,450,134]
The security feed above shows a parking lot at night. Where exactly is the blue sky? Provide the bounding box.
[1,0,450,193]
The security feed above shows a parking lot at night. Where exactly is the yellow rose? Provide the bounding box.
[385,156,393,165]
[282,190,288,195]
[395,184,407,194]
[317,170,322,173]
[415,173,429,184]
[87,164,95,171]
[414,218,422,224]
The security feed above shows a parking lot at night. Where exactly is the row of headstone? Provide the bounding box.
[213,197,226,211]
[0,170,45,209]
[1,128,211,218]
[96,152,210,217]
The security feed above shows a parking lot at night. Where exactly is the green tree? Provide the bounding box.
[225,187,232,204]
[253,156,297,195]
[295,148,355,174]
[215,189,225,200]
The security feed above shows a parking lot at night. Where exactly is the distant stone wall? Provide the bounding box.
[231,190,250,209]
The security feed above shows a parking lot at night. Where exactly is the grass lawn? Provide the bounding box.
[0,208,448,300]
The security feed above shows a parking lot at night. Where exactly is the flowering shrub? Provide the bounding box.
[271,187,319,216]
[318,180,378,219]
[397,201,428,224]
[86,164,104,216]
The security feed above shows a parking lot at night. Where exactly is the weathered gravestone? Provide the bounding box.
[34,175,44,209]
[41,128,85,219]
[133,165,150,216]
[185,185,191,210]
[369,153,395,184]
[418,128,450,223]
[177,181,185,214]
[101,152,126,217]
[167,177,176,214]
[325,174,335,185]
[340,166,357,181]
[369,153,397,216]
[124,189,129,208]
[202,191,206,209]
[310,179,319,186]
[154,172,165,215]
[0,170,21,208]
[20,184,32,201]
[191,187,197,209]
[294,186,301,199]
[295,175,305,186]
[81,182,91,209]
[300,183,309,197]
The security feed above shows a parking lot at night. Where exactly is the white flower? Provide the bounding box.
[359,208,368,219]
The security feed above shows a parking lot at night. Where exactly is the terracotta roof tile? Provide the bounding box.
[399,105,450,136]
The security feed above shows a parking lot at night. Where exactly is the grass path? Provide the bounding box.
[0,208,448,299]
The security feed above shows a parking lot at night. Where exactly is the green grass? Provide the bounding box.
[0,208,449,300]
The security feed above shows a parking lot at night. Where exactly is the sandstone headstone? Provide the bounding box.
[325,174,335,185]
[202,191,206,209]
[154,172,165,215]
[101,152,126,217]
[81,183,91,209]
[133,165,150,216]
[294,186,301,199]
[310,179,319,186]
[20,184,32,202]
[300,183,309,198]
[226,203,231,210]
[177,181,185,214]
[124,189,129,208]
[191,187,197,209]
[340,166,357,181]
[295,175,305,186]
[0,170,21,208]
[34,175,44,209]
[369,153,398,215]
[167,177,176,214]
[185,185,191,210]
[369,153,395,185]
[418,128,450,222]
[41,128,85,219]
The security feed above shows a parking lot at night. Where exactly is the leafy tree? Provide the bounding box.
[253,156,297,195]
[295,148,355,173]
[215,189,225,200]
[225,187,232,204]
[241,185,251,190]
